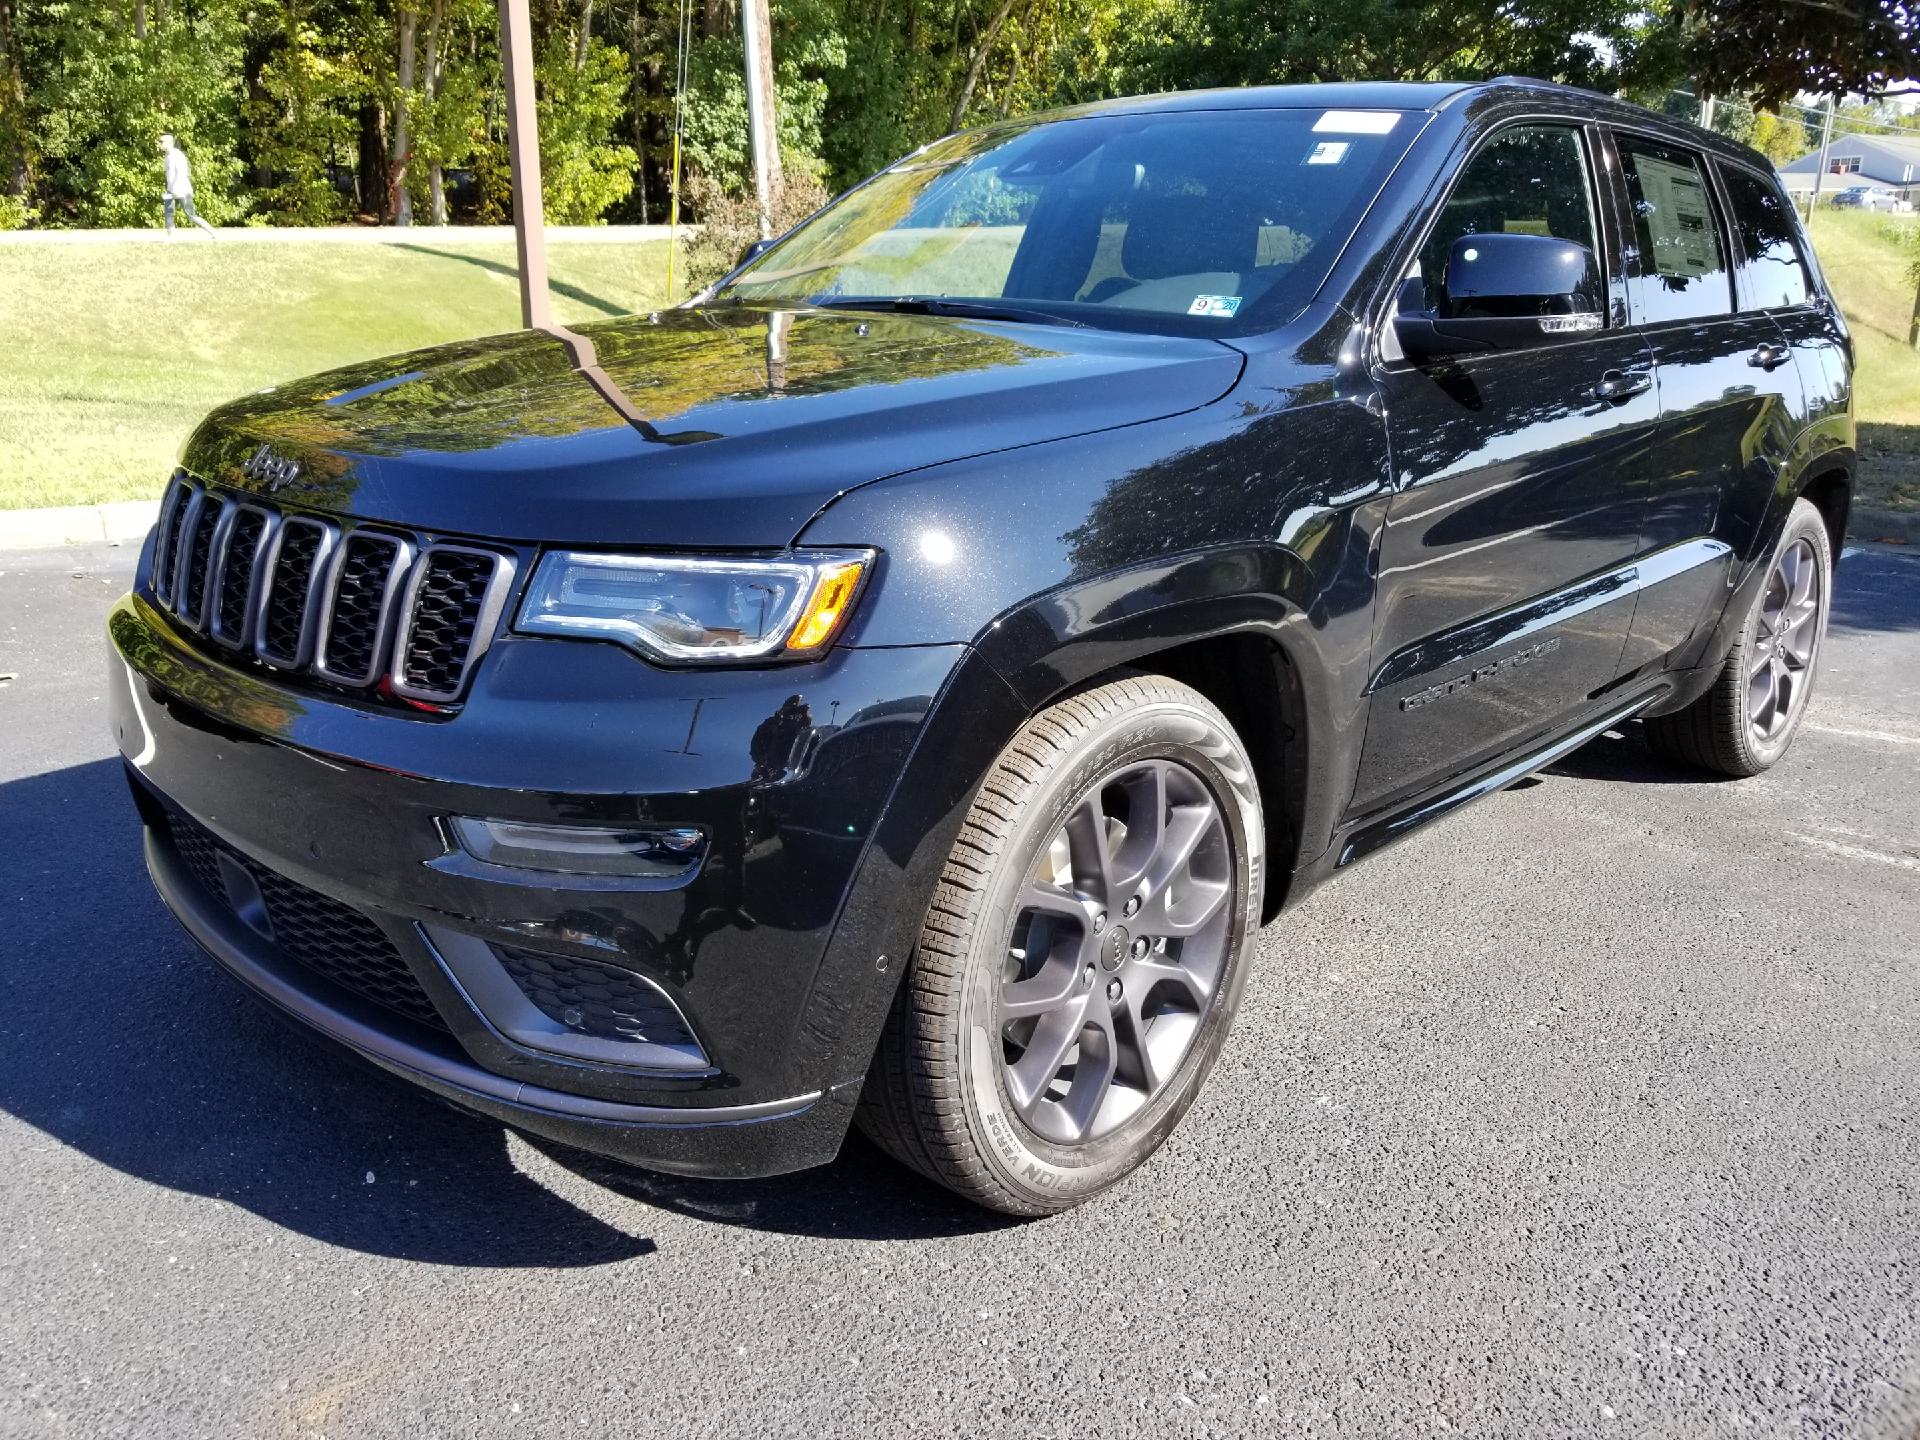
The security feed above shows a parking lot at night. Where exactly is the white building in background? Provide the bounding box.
[1776,129,1920,207]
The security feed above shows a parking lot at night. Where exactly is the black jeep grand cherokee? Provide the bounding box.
[110,79,1852,1215]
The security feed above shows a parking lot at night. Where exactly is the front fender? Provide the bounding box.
[801,331,1394,902]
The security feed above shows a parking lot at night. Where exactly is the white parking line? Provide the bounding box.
[1791,833,1920,872]
[1805,722,1920,747]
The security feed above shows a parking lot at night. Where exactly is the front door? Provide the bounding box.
[1355,121,1657,817]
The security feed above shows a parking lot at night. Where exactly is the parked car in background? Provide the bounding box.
[1830,184,1909,212]
[110,78,1854,1216]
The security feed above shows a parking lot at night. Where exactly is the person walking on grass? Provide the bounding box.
[160,133,214,236]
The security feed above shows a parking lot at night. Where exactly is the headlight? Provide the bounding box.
[514,549,873,663]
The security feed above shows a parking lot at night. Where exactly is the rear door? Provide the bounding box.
[1355,121,1655,816]
[1717,161,1850,487]
[1607,131,1799,668]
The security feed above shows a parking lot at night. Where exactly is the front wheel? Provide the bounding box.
[1644,496,1832,777]
[855,675,1263,1216]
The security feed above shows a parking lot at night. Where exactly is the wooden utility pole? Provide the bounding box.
[1807,96,1837,221]
[739,0,779,236]
[498,0,550,328]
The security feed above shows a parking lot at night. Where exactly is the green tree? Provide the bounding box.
[249,5,361,224]
[1653,0,1919,107]
[535,30,638,222]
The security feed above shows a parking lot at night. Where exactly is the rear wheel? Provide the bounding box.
[855,675,1263,1216]
[1644,497,1831,777]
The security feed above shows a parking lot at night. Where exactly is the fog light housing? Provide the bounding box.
[421,926,709,1072]
[449,816,706,880]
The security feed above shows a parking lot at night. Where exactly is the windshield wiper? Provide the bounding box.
[809,295,1089,329]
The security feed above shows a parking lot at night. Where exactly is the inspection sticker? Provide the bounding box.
[1305,141,1351,166]
[1187,294,1242,318]
[1313,110,1400,135]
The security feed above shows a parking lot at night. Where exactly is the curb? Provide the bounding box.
[1851,505,1920,545]
[0,500,159,550]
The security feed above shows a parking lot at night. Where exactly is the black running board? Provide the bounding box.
[1335,694,1660,868]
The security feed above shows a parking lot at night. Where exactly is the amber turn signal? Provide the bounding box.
[786,558,868,652]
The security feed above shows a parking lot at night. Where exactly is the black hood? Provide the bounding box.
[179,305,1245,548]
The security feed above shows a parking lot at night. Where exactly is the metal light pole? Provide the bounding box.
[497,0,550,329]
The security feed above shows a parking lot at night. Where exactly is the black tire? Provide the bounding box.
[855,675,1264,1216]
[1643,497,1832,777]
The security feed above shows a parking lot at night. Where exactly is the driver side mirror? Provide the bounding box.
[737,236,776,268]
[1394,232,1601,361]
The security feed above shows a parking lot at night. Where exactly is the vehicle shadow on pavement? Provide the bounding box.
[530,1137,1028,1240]
[0,758,656,1268]
[1543,724,1736,786]
[0,758,1011,1255]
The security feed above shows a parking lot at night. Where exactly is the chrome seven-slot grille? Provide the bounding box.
[150,471,515,703]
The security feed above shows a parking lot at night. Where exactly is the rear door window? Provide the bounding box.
[1718,165,1813,311]
[1617,137,1734,324]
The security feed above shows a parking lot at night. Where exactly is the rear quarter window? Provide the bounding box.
[1718,164,1813,311]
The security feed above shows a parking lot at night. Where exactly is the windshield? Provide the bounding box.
[712,107,1424,336]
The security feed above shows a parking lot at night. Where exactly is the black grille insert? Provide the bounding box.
[317,532,406,684]
[153,476,193,606]
[212,507,270,646]
[163,807,447,1032]
[179,495,225,627]
[258,519,326,667]
[396,548,501,700]
[496,946,698,1049]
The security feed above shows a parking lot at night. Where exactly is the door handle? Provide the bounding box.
[1748,343,1791,371]
[1588,369,1652,403]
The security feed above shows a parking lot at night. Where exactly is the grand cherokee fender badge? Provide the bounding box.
[1400,637,1562,711]
[241,443,301,491]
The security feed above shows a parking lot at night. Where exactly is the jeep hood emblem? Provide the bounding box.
[241,443,301,491]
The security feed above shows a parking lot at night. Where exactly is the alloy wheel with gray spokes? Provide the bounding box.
[1642,496,1832,778]
[1748,536,1821,745]
[999,758,1233,1145]
[856,674,1261,1216]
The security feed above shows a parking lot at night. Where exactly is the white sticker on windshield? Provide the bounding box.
[1314,110,1400,135]
[1305,141,1350,166]
[1187,294,1242,318]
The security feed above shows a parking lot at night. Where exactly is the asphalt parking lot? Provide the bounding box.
[3,539,1917,1440]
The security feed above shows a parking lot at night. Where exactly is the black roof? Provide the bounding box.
[1040,76,1766,170]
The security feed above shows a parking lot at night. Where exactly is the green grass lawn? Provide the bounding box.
[2,215,1917,512]
[1806,209,1920,513]
[0,237,678,510]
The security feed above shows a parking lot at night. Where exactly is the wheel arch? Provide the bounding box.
[1798,462,1852,562]
[965,544,1375,923]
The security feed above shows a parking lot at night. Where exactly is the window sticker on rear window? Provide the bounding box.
[1313,111,1399,135]
[1305,141,1350,166]
[1187,294,1242,318]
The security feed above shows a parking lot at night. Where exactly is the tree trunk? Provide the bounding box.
[1909,274,1920,349]
[133,1,147,39]
[424,0,445,224]
[950,0,1018,133]
[576,0,594,69]
[703,0,728,40]
[390,5,416,225]
[0,0,29,198]
[357,102,384,215]
[631,5,652,222]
